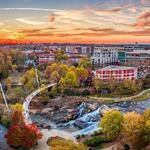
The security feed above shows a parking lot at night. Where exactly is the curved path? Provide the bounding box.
[22,83,76,150]
[23,83,57,124]
[89,88,150,102]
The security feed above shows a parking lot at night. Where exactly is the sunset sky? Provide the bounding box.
[0,0,150,44]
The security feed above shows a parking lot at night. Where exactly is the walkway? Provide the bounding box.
[89,88,150,102]
[23,83,57,124]
[22,83,76,150]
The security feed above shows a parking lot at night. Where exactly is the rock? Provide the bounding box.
[88,103,98,111]
[41,108,53,113]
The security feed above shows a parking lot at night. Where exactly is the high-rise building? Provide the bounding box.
[91,47,118,67]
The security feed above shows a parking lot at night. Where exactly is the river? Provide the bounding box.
[31,98,150,137]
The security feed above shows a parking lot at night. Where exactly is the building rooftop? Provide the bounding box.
[128,50,150,54]
[98,65,137,71]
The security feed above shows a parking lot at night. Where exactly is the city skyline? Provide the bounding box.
[0,0,150,44]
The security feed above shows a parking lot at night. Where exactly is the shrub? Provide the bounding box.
[82,89,90,96]
[0,115,11,127]
[84,136,108,147]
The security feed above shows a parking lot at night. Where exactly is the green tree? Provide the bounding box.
[21,68,41,93]
[64,71,78,88]
[50,86,57,98]
[78,57,92,69]
[100,110,123,140]
[54,50,68,62]
[75,67,89,85]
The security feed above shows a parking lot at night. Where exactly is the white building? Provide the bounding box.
[91,47,118,66]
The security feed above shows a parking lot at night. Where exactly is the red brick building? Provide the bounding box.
[95,65,137,81]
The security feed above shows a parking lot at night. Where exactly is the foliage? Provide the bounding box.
[50,86,57,98]
[75,67,89,84]
[64,71,78,88]
[7,87,25,102]
[59,77,67,94]
[84,136,108,147]
[78,57,92,69]
[122,112,144,149]
[48,137,88,150]
[54,50,68,62]
[93,76,102,93]
[11,103,23,112]
[143,120,150,143]
[21,68,41,93]
[100,110,123,140]
[50,71,60,83]
[5,123,42,149]
[5,107,42,149]
[143,109,150,122]
[0,115,11,127]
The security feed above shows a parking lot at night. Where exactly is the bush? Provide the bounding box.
[64,89,81,96]
[82,89,90,96]
[84,136,108,147]
[0,115,11,127]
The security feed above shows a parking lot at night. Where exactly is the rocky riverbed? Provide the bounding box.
[30,96,99,124]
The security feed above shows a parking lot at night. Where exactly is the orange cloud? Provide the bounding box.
[134,11,150,27]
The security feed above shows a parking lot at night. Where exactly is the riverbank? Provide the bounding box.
[89,88,150,104]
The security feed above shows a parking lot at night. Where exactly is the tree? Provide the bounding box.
[143,109,150,144]
[64,71,78,88]
[122,112,144,149]
[58,64,69,77]
[5,124,42,149]
[93,76,102,93]
[45,63,59,78]
[107,78,117,93]
[59,78,67,94]
[54,50,68,62]
[143,109,150,122]
[50,86,57,98]
[21,68,41,93]
[39,84,49,102]
[50,71,60,83]
[78,57,92,69]
[75,67,89,85]
[122,79,137,94]
[143,120,150,143]
[5,105,42,149]
[100,110,123,140]
[48,137,88,150]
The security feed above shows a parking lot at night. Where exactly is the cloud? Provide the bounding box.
[94,7,123,13]
[0,7,58,12]
[16,17,46,25]
[48,14,55,22]
[133,11,150,27]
